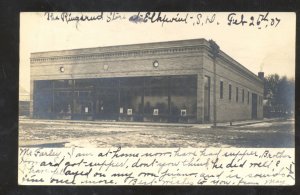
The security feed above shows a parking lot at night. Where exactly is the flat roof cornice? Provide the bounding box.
[30,38,262,83]
[31,38,208,58]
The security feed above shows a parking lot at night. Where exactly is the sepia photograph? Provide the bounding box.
[19,12,295,148]
[18,12,295,186]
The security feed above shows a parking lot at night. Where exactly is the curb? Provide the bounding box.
[19,118,284,128]
[211,118,281,128]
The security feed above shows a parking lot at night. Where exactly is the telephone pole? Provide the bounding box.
[209,40,220,127]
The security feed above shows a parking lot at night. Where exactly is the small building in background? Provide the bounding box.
[19,86,30,116]
[29,39,264,123]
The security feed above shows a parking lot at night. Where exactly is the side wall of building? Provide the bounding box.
[202,49,264,123]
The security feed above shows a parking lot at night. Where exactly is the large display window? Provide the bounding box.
[33,75,198,123]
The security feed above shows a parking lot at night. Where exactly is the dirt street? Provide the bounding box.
[19,118,294,148]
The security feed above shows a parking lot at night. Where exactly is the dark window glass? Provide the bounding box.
[120,77,143,88]
[145,76,168,88]
[220,81,223,99]
[236,87,239,102]
[144,77,168,115]
[242,89,244,103]
[54,80,73,89]
[94,83,118,120]
[120,88,143,114]
[170,76,197,117]
[53,90,73,114]
[35,80,52,90]
[34,90,53,117]
[75,79,95,89]
[229,84,232,100]
[247,91,250,104]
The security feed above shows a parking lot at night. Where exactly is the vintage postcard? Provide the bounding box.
[18,12,295,185]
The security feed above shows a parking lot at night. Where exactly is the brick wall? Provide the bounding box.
[202,49,264,123]
[30,39,264,123]
[31,54,203,80]
[30,41,206,121]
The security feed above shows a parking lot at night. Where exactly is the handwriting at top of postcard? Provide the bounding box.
[19,12,295,185]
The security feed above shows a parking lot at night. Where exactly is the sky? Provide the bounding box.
[20,12,296,93]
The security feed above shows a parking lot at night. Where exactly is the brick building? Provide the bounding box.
[29,38,264,123]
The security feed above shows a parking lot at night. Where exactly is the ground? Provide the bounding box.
[18,118,294,148]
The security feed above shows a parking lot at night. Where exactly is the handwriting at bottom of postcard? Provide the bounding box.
[18,147,294,186]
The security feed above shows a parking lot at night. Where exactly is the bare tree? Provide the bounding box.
[264,74,295,118]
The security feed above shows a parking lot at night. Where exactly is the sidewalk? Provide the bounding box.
[214,118,282,127]
[19,117,281,129]
[19,117,194,127]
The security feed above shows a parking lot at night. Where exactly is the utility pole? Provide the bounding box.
[209,40,220,127]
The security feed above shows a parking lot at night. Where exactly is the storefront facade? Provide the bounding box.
[30,39,264,123]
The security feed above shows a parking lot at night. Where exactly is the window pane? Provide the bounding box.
[75,79,95,89]
[229,84,232,100]
[242,89,244,103]
[248,91,250,104]
[236,87,239,102]
[170,76,197,116]
[35,80,52,90]
[53,90,73,114]
[34,90,52,118]
[220,81,223,99]
[144,76,168,117]
[54,80,72,89]
[120,88,143,114]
